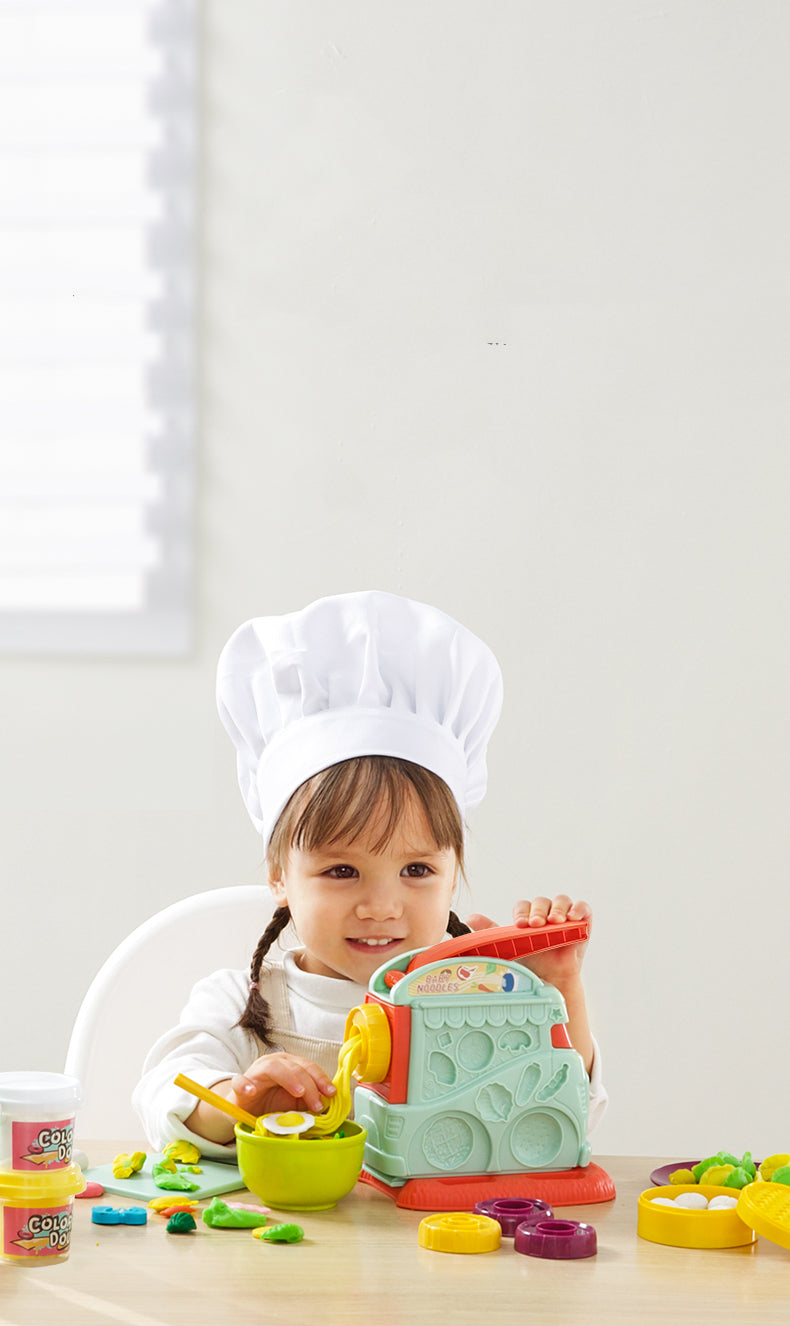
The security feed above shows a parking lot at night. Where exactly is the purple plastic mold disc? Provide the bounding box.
[514,1218,597,1260]
[473,1197,554,1238]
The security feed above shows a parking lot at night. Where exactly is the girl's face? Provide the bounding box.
[269,790,459,985]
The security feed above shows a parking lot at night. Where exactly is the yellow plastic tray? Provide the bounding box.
[637,1185,755,1249]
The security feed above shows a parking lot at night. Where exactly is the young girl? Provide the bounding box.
[133,591,607,1156]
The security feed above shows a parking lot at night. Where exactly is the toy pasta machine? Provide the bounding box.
[343,921,615,1210]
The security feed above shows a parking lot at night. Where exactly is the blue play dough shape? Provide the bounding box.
[92,1206,148,1225]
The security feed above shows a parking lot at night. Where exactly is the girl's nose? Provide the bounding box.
[354,880,403,920]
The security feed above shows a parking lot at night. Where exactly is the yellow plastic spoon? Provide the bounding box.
[174,1075,313,1138]
[174,1073,258,1128]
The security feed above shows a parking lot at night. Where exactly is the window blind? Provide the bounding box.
[0,0,196,653]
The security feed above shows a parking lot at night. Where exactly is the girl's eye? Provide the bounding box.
[402,862,433,878]
[326,865,358,880]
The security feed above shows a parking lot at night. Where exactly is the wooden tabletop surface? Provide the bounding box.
[2,1149,788,1326]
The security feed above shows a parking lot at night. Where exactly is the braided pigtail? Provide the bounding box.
[447,910,471,937]
[235,905,292,1047]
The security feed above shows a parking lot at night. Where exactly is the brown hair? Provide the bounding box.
[237,756,471,1045]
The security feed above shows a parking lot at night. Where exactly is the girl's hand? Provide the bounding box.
[231,1053,336,1118]
[466,895,591,993]
[185,1054,337,1144]
[466,896,595,1074]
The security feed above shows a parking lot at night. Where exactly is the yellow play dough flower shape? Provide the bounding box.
[112,1150,146,1179]
[163,1140,202,1165]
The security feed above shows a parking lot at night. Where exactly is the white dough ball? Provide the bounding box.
[651,1197,678,1207]
[707,1195,738,1209]
[673,1192,709,1209]
[72,1148,89,1170]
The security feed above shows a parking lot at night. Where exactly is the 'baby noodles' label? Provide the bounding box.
[3,1203,73,1259]
[11,1119,74,1171]
[408,960,533,998]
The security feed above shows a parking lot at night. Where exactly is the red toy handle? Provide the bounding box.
[405,920,589,974]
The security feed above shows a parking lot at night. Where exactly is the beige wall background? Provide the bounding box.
[2,1,788,1158]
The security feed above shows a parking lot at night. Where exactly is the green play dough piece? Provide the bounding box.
[260,1222,304,1243]
[152,1163,199,1192]
[770,1166,790,1186]
[722,1167,752,1189]
[202,1198,269,1229]
[740,1152,756,1178]
[167,1212,197,1233]
[692,1156,721,1182]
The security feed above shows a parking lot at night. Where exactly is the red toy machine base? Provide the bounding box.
[359,1163,615,1211]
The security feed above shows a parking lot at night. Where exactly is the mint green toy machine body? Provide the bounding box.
[355,949,591,1188]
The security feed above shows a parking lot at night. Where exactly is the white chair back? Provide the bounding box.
[65,885,275,1140]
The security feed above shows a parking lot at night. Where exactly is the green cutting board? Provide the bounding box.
[84,1153,246,1201]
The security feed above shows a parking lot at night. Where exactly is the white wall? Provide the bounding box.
[2,0,789,1160]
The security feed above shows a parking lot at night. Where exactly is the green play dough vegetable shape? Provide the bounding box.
[723,1167,752,1189]
[258,1222,304,1243]
[715,1151,740,1168]
[152,1162,199,1192]
[202,1197,269,1229]
[166,1212,197,1233]
[770,1166,790,1186]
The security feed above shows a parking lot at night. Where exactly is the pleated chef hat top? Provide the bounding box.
[216,590,503,853]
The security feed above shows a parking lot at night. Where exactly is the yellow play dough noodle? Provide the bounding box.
[308,1030,364,1137]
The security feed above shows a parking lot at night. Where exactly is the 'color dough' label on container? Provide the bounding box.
[3,1203,73,1259]
[11,1119,74,1171]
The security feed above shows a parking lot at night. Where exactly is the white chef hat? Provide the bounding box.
[216,590,503,853]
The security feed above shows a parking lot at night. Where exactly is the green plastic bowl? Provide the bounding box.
[235,1121,367,1211]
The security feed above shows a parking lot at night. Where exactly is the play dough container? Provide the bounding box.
[0,1073,84,1173]
[0,1164,86,1265]
[235,1121,366,1211]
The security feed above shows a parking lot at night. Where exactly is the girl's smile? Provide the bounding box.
[269,792,458,985]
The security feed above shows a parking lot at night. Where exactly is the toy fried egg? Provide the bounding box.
[259,1111,315,1137]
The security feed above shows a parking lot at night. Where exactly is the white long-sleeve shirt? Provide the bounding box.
[133,949,608,1159]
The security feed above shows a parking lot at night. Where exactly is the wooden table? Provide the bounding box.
[2,1151,788,1326]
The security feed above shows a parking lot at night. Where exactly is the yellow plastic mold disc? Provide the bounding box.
[637,1186,755,1249]
[737,1181,790,1250]
[418,1212,501,1254]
